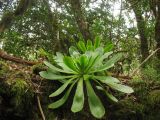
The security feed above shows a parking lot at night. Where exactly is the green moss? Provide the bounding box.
[10,78,29,106]
[8,78,34,118]
[0,61,10,94]
[32,63,45,74]
[147,90,160,105]
[109,98,145,120]
[43,107,57,120]
[108,76,160,120]
[129,79,149,101]
[0,61,9,77]
[0,69,35,119]
[6,71,31,87]
[142,65,160,81]
[123,77,160,120]
[141,90,160,120]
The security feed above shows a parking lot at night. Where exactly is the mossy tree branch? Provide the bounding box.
[0,50,39,65]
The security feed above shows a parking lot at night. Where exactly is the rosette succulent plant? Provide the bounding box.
[40,38,134,119]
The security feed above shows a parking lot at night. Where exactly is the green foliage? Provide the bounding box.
[5,72,34,110]
[0,70,35,119]
[32,63,45,75]
[148,90,160,106]
[142,65,160,81]
[129,78,148,97]
[11,78,29,107]
[129,64,160,103]
[40,39,134,119]
[109,74,160,120]
[38,48,55,63]
[110,98,145,120]
[75,36,114,54]
[0,0,160,119]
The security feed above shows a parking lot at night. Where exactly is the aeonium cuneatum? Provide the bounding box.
[39,39,134,119]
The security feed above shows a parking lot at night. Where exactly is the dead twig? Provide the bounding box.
[37,95,46,120]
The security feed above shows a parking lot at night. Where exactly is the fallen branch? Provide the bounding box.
[0,50,40,65]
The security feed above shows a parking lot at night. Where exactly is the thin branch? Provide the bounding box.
[131,48,160,77]
[37,95,46,120]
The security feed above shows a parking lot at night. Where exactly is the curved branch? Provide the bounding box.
[0,50,39,65]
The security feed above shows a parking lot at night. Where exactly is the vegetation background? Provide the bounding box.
[0,0,160,120]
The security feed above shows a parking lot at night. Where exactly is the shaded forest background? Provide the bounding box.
[0,0,160,120]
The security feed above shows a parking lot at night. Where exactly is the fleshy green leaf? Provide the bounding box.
[77,41,86,52]
[48,80,77,109]
[94,76,133,93]
[104,43,114,52]
[95,47,104,55]
[54,52,64,65]
[94,76,120,83]
[79,55,88,70]
[105,91,118,102]
[85,80,105,119]
[63,56,79,72]
[107,83,134,93]
[101,52,113,60]
[85,53,100,73]
[49,77,75,97]
[39,71,73,80]
[71,78,84,112]
[44,61,74,74]
[69,46,79,56]
[93,53,123,72]
[94,36,101,48]
[86,40,93,50]
[96,86,118,102]
[91,62,113,73]
[93,52,112,67]
[106,53,123,65]
[55,53,77,73]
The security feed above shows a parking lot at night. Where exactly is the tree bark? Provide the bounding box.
[134,9,149,61]
[69,0,92,42]
[0,50,39,65]
[149,0,160,66]
[149,0,157,17]
[42,0,59,53]
[128,0,149,62]
[155,1,160,59]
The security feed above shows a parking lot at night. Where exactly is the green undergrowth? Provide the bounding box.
[0,60,160,120]
[0,61,9,77]
[0,62,34,120]
[108,77,160,120]
[32,63,46,74]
